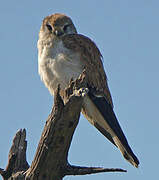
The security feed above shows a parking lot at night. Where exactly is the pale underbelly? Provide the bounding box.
[39,58,83,95]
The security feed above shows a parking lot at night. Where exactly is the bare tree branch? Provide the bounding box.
[0,73,126,180]
[0,129,29,180]
[63,164,126,176]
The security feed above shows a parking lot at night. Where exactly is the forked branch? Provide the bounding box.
[0,73,126,180]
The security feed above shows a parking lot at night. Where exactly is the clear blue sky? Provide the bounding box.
[0,1,158,180]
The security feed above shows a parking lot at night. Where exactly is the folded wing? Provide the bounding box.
[82,92,139,167]
[63,33,139,167]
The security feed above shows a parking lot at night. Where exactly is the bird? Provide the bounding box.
[37,13,139,168]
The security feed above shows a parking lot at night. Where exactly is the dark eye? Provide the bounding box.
[46,24,52,31]
[63,24,70,32]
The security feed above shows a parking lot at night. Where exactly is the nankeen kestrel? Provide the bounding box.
[38,13,139,167]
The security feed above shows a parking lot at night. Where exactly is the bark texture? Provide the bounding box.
[0,74,126,180]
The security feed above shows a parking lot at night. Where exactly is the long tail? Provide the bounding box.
[82,93,139,168]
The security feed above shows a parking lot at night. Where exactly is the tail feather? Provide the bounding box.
[82,93,139,167]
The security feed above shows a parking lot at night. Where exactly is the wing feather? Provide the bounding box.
[62,34,113,107]
[62,33,139,167]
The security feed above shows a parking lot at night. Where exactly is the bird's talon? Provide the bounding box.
[77,88,89,97]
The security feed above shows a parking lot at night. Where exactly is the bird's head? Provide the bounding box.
[39,13,77,41]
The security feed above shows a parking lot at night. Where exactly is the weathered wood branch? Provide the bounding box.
[0,129,29,180]
[0,74,126,180]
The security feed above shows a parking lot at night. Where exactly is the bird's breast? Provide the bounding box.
[38,40,83,95]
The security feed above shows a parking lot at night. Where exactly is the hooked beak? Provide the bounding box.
[54,29,64,36]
